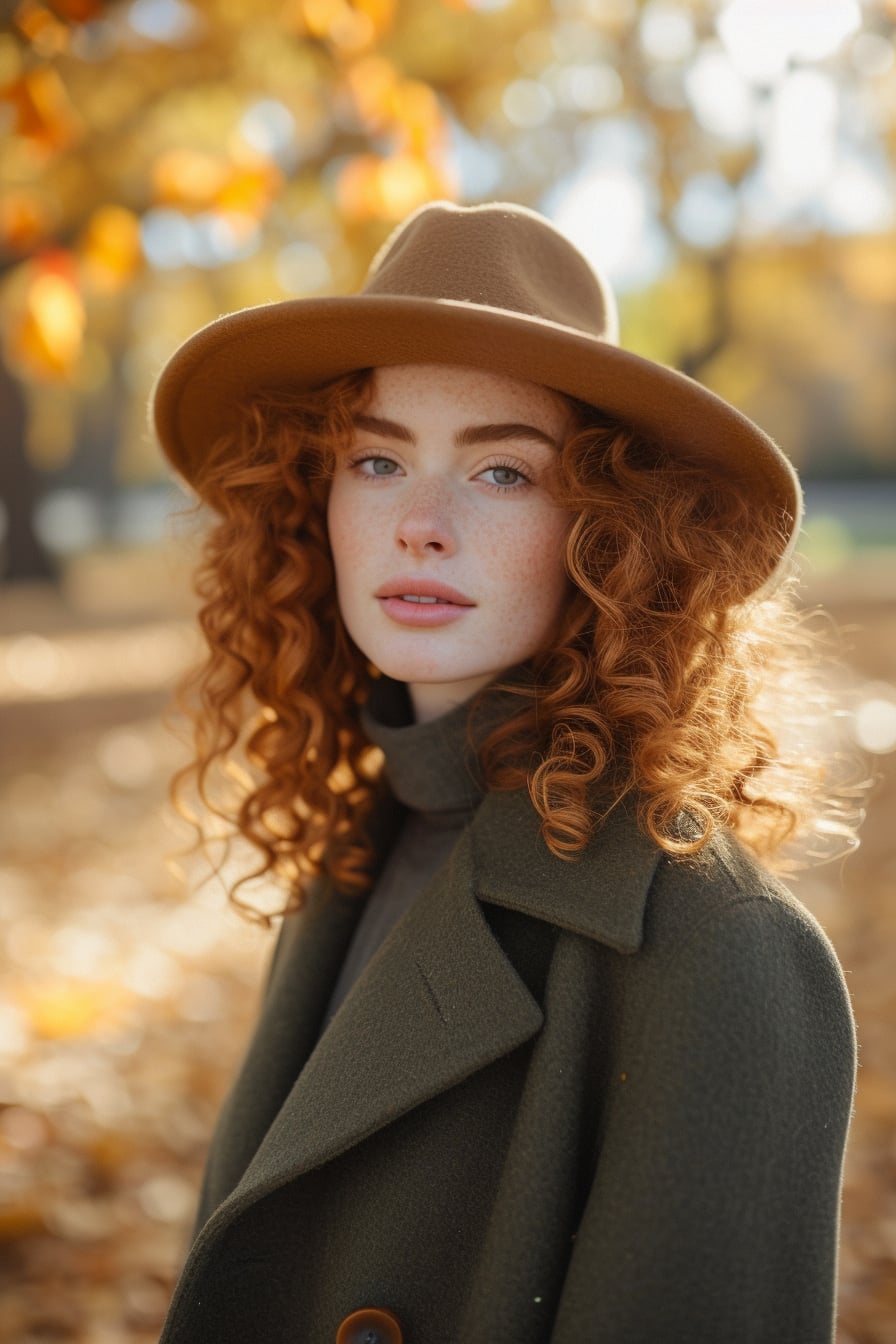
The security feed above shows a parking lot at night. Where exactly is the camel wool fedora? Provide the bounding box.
[151,199,802,585]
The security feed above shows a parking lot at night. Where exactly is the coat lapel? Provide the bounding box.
[203,803,544,1237]
[199,786,662,1242]
[471,788,663,953]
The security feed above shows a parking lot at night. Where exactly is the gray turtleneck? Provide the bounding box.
[315,675,493,1043]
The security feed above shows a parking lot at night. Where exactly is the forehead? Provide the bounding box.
[368,363,571,435]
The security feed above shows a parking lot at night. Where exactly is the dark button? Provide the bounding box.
[335,1306,403,1344]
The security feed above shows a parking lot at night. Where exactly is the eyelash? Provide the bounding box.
[345,454,533,493]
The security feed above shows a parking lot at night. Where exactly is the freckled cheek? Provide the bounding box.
[326,492,376,582]
[483,511,572,621]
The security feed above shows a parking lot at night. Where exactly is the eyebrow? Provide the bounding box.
[352,413,559,451]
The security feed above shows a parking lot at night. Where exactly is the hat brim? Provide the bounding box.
[151,294,802,580]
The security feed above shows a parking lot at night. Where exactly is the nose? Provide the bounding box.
[394,484,457,557]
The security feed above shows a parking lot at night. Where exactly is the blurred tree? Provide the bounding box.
[0,357,57,578]
[0,0,894,576]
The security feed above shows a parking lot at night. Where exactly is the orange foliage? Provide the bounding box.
[80,206,143,292]
[336,150,455,220]
[14,0,69,56]
[47,0,106,18]
[297,0,396,50]
[151,150,283,220]
[152,150,231,209]
[0,190,53,253]
[215,162,283,217]
[5,251,85,381]
[3,67,81,150]
[338,55,453,217]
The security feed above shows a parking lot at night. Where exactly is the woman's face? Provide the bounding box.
[326,363,576,722]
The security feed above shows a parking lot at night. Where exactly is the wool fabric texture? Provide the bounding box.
[158,676,856,1344]
[316,672,486,1042]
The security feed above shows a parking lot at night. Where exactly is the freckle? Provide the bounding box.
[619,1072,627,1082]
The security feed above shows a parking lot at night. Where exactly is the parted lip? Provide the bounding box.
[375,578,476,605]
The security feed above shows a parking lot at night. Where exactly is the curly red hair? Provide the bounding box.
[167,368,864,924]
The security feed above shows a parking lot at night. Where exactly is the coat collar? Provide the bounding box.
[469,786,661,955]
[186,788,661,1262]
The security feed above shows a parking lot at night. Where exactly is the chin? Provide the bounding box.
[378,659,486,686]
[367,647,495,688]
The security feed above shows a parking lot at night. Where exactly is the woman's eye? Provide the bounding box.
[483,465,527,488]
[355,456,399,476]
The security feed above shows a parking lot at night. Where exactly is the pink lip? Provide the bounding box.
[374,578,475,604]
[375,577,476,628]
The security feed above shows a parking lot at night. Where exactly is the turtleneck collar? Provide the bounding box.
[359,664,537,816]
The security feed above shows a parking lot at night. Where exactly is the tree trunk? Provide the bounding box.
[0,360,58,583]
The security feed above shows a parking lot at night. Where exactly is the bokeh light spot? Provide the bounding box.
[96,728,156,790]
[0,1003,28,1058]
[854,690,896,754]
[239,99,296,159]
[128,0,199,44]
[685,45,754,142]
[556,63,623,114]
[34,489,103,556]
[850,31,895,78]
[123,946,180,999]
[673,172,738,249]
[717,0,861,83]
[502,79,554,128]
[5,635,64,693]
[639,1,695,63]
[137,1173,197,1222]
[275,241,332,294]
[799,515,854,573]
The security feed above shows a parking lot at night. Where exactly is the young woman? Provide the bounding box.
[151,201,858,1344]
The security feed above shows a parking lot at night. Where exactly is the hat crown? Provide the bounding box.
[362,200,619,345]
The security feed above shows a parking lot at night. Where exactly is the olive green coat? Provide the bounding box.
[158,787,855,1344]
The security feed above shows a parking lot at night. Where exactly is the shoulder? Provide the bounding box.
[632,826,856,1064]
[645,823,837,959]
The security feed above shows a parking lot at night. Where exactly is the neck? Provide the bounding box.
[408,670,501,723]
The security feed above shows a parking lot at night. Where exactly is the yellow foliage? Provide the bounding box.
[19,980,128,1040]
[0,32,24,87]
[838,235,896,305]
[355,0,396,38]
[215,161,284,216]
[390,79,443,155]
[6,261,85,382]
[729,251,843,361]
[336,150,455,220]
[302,0,348,37]
[697,340,766,410]
[152,150,282,222]
[80,205,142,292]
[345,54,399,130]
[622,260,716,366]
[848,378,896,462]
[345,57,446,154]
[300,0,393,49]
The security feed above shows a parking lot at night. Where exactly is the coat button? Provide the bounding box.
[335,1306,403,1344]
